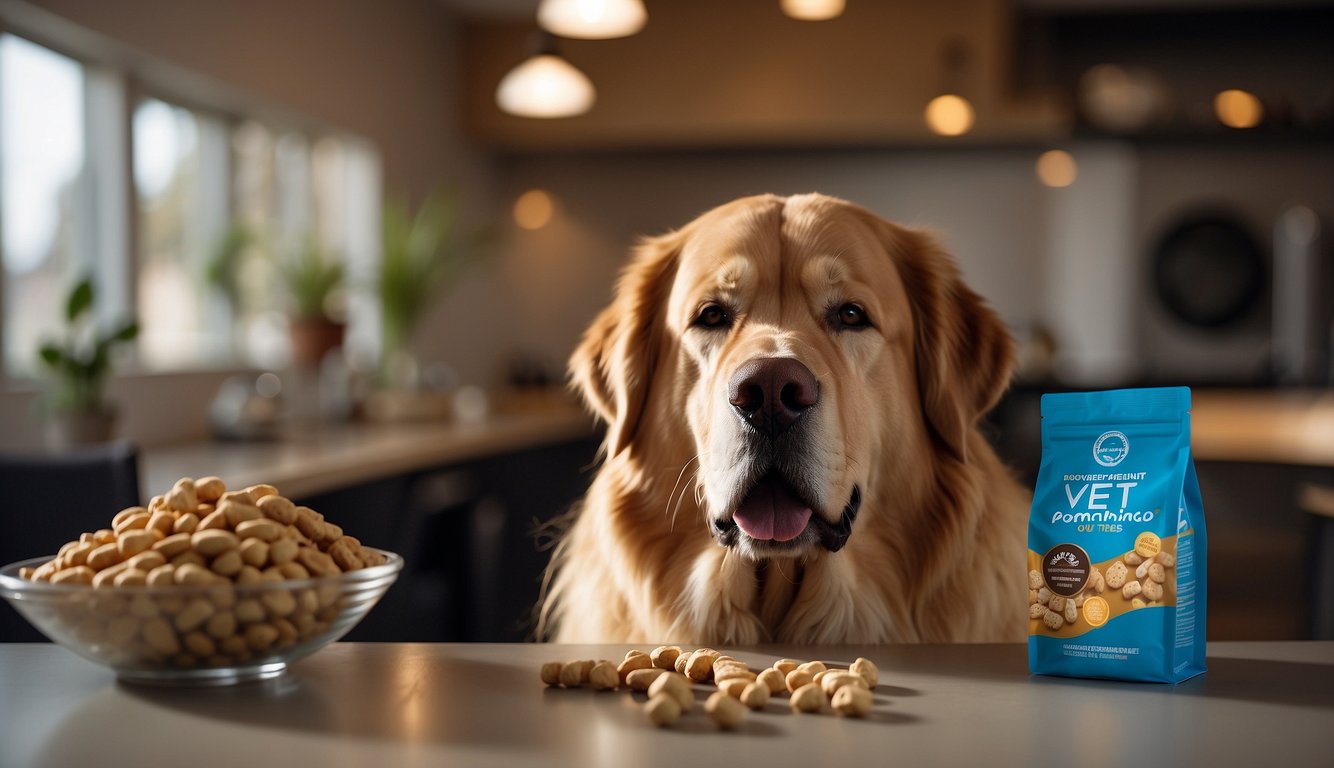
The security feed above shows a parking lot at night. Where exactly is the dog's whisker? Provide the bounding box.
[666,455,701,511]
[667,472,692,533]
[692,477,707,509]
[768,557,800,586]
[666,454,705,532]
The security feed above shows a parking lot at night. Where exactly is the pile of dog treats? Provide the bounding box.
[541,646,880,729]
[19,476,386,667]
[23,476,385,587]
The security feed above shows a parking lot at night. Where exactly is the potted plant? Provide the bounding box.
[378,191,492,387]
[364,192,492,421]
[36,277,139,451]
[282,237,345,368]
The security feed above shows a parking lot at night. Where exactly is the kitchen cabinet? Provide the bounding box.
[304,434,600,642]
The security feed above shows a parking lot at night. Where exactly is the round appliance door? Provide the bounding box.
[1152,212,1266,329]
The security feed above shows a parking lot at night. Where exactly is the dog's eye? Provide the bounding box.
[833,303,871,329]
[693,303,732,330]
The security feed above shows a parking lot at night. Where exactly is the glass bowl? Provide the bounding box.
[0,548,402,686]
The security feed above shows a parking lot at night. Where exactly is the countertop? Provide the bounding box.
[134,389,1334,505]
[1,642,1330,768]
[1191,389,1334,467]
[140,398,595,500]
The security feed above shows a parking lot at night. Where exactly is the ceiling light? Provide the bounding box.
[1214,89,1263,129]
[924,39,975,137]
[514,189,556,230]
[538,0,646,40]
[781,0,846,21]
[496,36,595,119]
[1036,150,1077,188]
[924,94,974,137]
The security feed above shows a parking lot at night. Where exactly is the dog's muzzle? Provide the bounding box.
[712,355,859,553]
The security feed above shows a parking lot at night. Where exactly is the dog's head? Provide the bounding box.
[571,193,1014,561]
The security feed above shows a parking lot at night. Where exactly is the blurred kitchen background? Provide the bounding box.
[0,0,1331,642]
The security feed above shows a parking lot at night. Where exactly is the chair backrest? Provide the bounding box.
[0,440,141,641]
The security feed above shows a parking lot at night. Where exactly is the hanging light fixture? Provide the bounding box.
[1036,150,1078,188]
[924,38,975,137]
[1214,89,1263,129]
[538,0,647,40]
[513,189,557,230]
[781,0,846,21]
[924,94,975,136]
[496,33,596,119]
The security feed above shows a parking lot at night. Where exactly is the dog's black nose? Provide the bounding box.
[728,357,819,438]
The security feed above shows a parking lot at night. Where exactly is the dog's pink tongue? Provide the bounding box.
[733,477,812,542]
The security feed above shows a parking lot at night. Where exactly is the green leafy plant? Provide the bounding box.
[37,277,139,415]
[282,238,344,319]
[379,191,493,375]
[205,221,256,310]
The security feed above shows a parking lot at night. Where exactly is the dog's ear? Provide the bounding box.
[863,213,1015,462]
[569,230,682,457]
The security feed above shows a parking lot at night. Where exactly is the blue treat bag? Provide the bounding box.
[1028,387,1207,683]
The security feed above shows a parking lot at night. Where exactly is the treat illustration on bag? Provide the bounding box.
[1028,387,1207,683]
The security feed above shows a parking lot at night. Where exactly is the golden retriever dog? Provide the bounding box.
[541,193,1029,644]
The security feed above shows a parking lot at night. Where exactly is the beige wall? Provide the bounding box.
[491,148,1054,386]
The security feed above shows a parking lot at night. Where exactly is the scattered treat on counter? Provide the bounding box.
[539,648,883,729]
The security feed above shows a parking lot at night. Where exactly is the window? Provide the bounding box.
[229,123,378,369]
[133,98,230,368]
[0,34,86,376]
[133,101,355,371]
[230,121,314,368]
[0,32,381,380]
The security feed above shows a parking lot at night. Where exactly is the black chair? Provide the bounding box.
[0,441,141,641]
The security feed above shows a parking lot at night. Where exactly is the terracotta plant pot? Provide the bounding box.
[289,316,345,368]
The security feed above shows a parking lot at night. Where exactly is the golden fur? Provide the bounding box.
[541,193,1029,644]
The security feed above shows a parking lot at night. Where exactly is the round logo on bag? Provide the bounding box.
[1093,431,1129,467]
[1042,543,1091,597]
